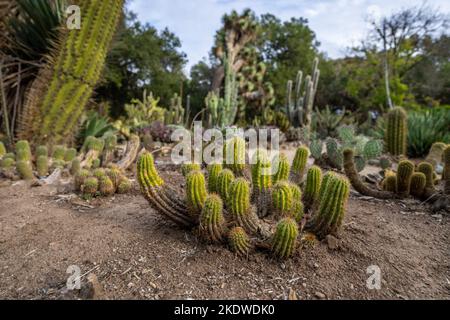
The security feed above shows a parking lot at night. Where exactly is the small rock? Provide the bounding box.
[326,235,339,250]
[315,292,326,299]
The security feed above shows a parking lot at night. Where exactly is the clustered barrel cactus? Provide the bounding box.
[137,137,350,259]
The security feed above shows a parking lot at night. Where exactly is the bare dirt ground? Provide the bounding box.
[0,158,449,300]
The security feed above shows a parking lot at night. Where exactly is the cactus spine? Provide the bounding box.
[18,0,124,145]
[117,177,132,194]
[75,169,90,191]
[251,150,272,192]
[186,170,207,216]
[386,107,407,156]
[181,163,201,177]
[16,160,33,180]
[291,146,309,184]
[228,227,251,256]
[310,174,350,238]
[199,194,227,243]
[303,166,322,209]
[70,158,81,176]
[396,160,414,196]
[271,218,299,259]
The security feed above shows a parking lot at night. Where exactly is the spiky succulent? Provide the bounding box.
[217,169,235,201]
[16,160,33,180]
[64,148,77,162]
[83,177,99,198]
[417,162,434,190]
[15,140,31,162]
[107,167,122,191]
[93,168,107,180]
[0,142,5,157]
[396,160,414,196]
[199,194,227,243]
[99,176,115,196]
[251,150,272,193]
[52,146,66,161]
[410,172,426,198]
[309,139,323,160]
[273,153,290,184]
[0,157,15,169]
[207,163,223,193]
[182,163,201,177]
[303,166,322,209]
[228,227,251,256]
[271,218,299,259]
[75,169,90,191]
[385,106,407,156]
[224,136,246,175]
[117,177,132,194]
[186,170,207,216]
[36,145,48,158]
[36,155,48,177]
[272,181,293,217]
[70,158,81,176]
[228,178,259,233]
[291,146,309,184]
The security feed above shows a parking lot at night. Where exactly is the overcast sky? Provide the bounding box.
[127,0,450,73]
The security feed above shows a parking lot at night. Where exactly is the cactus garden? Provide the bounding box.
[0,0,449,302]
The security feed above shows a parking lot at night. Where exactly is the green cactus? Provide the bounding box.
[363,140,383,160]
[291,146,309,184]
[70,158,81,176]
[207,163,223,193]
[228,227,251,256]
[93,168,106,180]
[15,140,31,161]
[0,157,15,169]
[410,172,426,198]
[271,218,299,259]
[386,106,408,156]
[83,177,99,199]
[288,182,304,222]
[36,145,48,158]
[107,167,123,191]
[199,194,227,243]
[52,146,66,161]
[52,159,66,170]
[182,163,201,177]
[309,139,323,160]
[303,166,322,209]
[117,177,132,194]
[417,162,434,190]
[338,125,355,145]
[272,181,293,217]
[310,174,350,238]
[251,150,272,192]
[273,153,290,184]
[354,155,367,173]
[224,137,246,175]
[217,169,235,201]
[0,142,5,157]
[18,0,124,146]
[92,158,101,169]
[396,160,414,196]
[99,176,115,196]
[64,148,77,162]
[228,178,260,234]
[75,169,90,191]
[36,155,48,177]
[383,174,397,193]
[103,133,117,165]
[186,170,207,216]
[17,160,33,180]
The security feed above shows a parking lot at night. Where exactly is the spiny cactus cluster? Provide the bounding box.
[310,125,383,172]
[385,106,408,157]
[137,138,350,260]
[74,165,132,199]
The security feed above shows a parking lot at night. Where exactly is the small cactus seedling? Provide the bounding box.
[271,218,299,259]
[396,160,414,196]
[16,160,33,180]
[386,106,407,156]
[99,176,115,196]
[36,155,49,177]
[186,170,207,216]
[228,227,251,256]
[291,146,309,184]
[199,194,227,243]
[273,153,290,184]
[207,163,223,193]
[310,174,350,238]
[417,162,434,190]
[83,177,99,198]
[410,172,426,198]
[303,166,322,209]
[75,169,90,191]
[217,169,235,201]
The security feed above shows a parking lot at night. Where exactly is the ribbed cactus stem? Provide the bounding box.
[117,177,132,194]
[36,155,48,177]
[70,158,81,176]
[396,160,414,196]
[99,176,115,196]
[16,160,33,180]
[217,169,235,202]
[199,194,227,243]
[310,174,350,238]
[417,162,434,190]
[83,177,99,198]
[288,182,304,222]
[228,227,251,256]
[251,150,272,193]
[303,165,322,209]
[273,153,290,184]
[410,173,426,198]
[383,174,397,193]
[207,163,223,193]
[75,169,90,191]
[386,106,407,156]
[36,145,48,158]
[224,137,246,175]
[186,170,207,216]
[271,218,299,259]
[15,140,31,162]
[291,146,309,184]
[182,163,201,177]
[64,148,77,162]
[52,145,66,161]
[228,178,260,234]
[272,181,293,217]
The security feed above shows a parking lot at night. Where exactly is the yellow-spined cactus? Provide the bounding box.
[207,163,223,193]
[224,136,246,175]
[410,172,426,198]
[417,162,434,190]
[271,218,299,259]
[228,227,251,256]
[291,146,309,184]
[186,170,207,216]
[199,194,227,243]
[217,169,235,201]
[303,165,322,209]
[385,106,407,156]
[272,153,290,184]
[396,160,414,196]
[272,181,293,217]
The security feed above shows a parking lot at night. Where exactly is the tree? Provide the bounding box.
[96,11,188,118]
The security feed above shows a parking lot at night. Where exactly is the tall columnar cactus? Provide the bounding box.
[217,169,235,201]
[224,136,246,175]
[273,153,290,184]
[291,146,309,184]
[186,170,207,217]
[271,218,299,259]
[396,160,414,196]
[207,163,223,193]
[417,162,434,190]
[385,107,408,156]
[18,0,124,145]
[199,194,227,243]
[228,178,260,234]
[444,146,450,195]
[286,57,320,130]
[303,166,322,209]
[272,181,293,217]
[228,227,251,256]
[310,174,350,238]
[410,172,426,198]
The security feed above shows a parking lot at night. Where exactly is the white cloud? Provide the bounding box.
[127,0,450,74]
